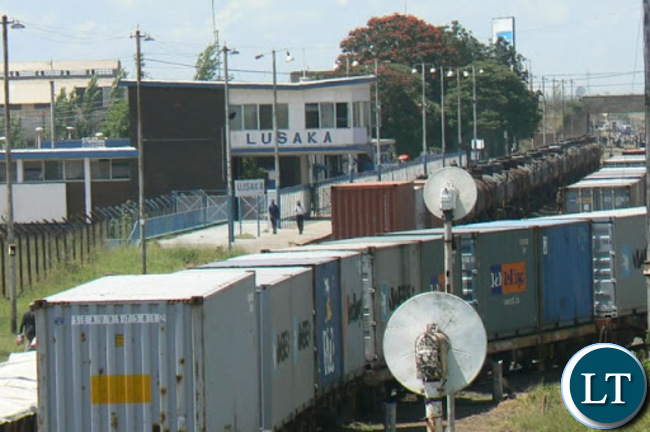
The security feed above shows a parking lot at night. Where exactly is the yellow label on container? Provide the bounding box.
[91,374,151,404]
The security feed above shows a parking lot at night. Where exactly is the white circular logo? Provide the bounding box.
[561,343,647,429]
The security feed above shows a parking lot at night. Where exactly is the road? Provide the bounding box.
[157,218,332,254]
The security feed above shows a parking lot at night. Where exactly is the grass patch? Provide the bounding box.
[0,242,246,361]
[235,233,256,240]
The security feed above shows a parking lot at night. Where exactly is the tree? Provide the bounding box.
[0,115,26,148]
[102,68,130,138]
[194,42,220,81]
[335,13,540,159]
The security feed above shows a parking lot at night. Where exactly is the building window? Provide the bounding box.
[276,104,289,129]
[320,103,335,128]
[91,160,110,180]
[229,105,243,131]
[23,161,44,182]
[243,104,258,130]
[44,161,63,180]
[64,160,84,180]
[111,160,130,179]
[336,102,349,128]
[259,104,273,130]
[0,162,16,183]
[305,103,320,129]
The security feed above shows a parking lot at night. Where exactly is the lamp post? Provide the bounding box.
[132,27,153,274]
[374,59,381,179]
[66,126,75,140]
[222,43,239,249]
[412,63,435,176]
[3,14,23,333]
[255,49,293,227]
[464,65,483,164]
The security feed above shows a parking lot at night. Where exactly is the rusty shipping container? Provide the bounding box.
[35,271,259,432]
[331,181,416,239]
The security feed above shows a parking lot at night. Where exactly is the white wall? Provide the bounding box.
[0,183,67,223]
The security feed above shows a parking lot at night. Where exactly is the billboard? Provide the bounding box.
[492,16,515,49]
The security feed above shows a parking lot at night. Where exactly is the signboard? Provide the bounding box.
[492,16,515,48]
[234,179,265,198]
[472,139,485,150]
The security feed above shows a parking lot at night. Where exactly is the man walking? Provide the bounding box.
[295,200,306,234]
[268,199,280,234]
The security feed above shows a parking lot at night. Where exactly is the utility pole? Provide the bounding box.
[643,0,650,328]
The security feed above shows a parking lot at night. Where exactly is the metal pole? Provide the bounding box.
[50,80,56,148]
[421,63,428,176]
[375,59,381,177]
[223,45,234,249]
[456,68,462,166]
[425,399,444,432]
[471,65,477,165]
[135,28,147,274]
[272,50,281,228]
[443,211,454,294]
[643,0,650,332]
[3,15,17,333]
[542,77,546,147]
[441,67,446,167]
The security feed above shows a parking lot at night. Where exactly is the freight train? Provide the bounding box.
[32,205,647,431]
[332,135,603,239]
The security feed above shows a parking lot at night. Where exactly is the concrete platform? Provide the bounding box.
[156,218,332,254]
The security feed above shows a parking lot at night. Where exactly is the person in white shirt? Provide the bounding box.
[295,200,306,234]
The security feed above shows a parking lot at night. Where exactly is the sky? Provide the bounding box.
[4,0,645,96]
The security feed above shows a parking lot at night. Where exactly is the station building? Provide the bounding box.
[0,74,387,223]
[120,75,386,196]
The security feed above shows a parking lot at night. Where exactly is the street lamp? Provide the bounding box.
[255,49,293,227]
[463,65,484,164]
[2,15,23,333]
[132,27,153,274]
[222,43,239,250]
[411,63,436,176]
[66,126,75,140]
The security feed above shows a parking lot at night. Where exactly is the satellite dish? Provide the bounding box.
[575,86,586,98]
[383,292,487,398]
[423,167,477,221]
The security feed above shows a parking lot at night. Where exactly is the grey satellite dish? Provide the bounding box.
[423,167,477,220]
[575,86,586,98]
[383,292,487,398]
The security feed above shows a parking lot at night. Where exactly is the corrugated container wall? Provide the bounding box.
[35,271,259,432]
[184,267,315,432]
[201,251,365,394]
[331,181,416,239]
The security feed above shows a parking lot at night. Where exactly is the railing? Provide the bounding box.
[102,152,467,244]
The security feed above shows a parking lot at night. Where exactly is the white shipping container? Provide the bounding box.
[35,271,259,432]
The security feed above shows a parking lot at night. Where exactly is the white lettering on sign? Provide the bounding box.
[234,179,265,198]
[71,314,167,325]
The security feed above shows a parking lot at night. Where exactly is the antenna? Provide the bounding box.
[421,166,478,430]
[384,292,487,429]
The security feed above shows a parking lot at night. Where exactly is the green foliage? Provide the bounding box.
[194,42,220,81]
[0,242,245,361]
[101,68,130,138]
[241,157,266,180]
[0,115,27,148]
[335,13,539,158]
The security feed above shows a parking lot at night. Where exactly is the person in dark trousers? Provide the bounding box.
[16,302,36,351]
[295,200,306,234]
[268,199,280,234]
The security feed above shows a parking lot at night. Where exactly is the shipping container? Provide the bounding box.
[202,251,364,392]
[455,224,538,340]
[276,238,424,367]
[184,266,315,432]
[563,177,645,213]
[35,271,259,432]
[467,219,593,329]
[602,154,645,168]
[331,181,416,239]
[541,207,647,317]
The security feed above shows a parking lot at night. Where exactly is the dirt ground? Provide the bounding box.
[340,367,563,432]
